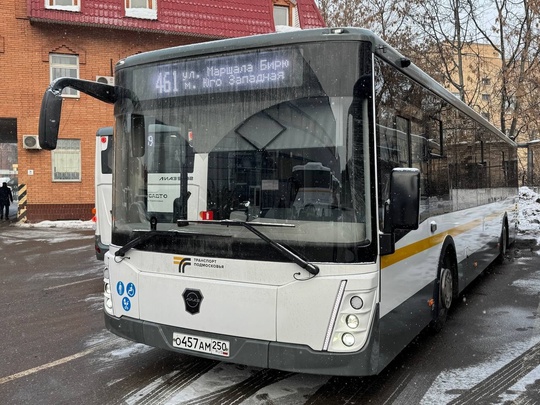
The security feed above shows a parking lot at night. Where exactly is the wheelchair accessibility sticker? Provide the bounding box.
[116,281,136,311]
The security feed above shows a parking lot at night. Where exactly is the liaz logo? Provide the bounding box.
[182,289,203,314]
[174,256,191,273]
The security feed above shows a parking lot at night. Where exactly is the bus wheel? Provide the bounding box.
[430,256,454,332]
[496,221,508,264]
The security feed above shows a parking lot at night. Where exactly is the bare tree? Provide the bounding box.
[315,0,363,27]
[316,0,540,141]
[411,0,540,143]
[408,0,483,104]
[315,0,417,56]
[315,0,540,184]
[467,0,540,142]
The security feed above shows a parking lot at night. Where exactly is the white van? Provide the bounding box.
[94,127,113,260]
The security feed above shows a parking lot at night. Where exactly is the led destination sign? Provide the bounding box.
[135,48,304,99]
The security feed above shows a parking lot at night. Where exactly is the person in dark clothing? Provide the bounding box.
[0,182,13,220]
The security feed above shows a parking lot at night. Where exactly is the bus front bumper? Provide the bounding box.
[104,305,381,376]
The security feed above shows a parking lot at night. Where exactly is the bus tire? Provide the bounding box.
[430,248,456,333]
[496,220,508,264]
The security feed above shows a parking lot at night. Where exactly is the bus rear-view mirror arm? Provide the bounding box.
[380,168,421,256]
[38,77,132,150]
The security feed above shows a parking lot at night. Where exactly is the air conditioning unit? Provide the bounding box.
[23,135,41,150]
[96,75,115,85]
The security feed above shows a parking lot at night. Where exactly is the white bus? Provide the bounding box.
[93,124,207,260]
[94,127,113,260]
[39,28,518,376]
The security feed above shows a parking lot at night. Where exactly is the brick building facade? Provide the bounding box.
[0,0,324,222]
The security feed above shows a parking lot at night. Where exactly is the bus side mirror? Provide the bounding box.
[380,168,420,256]
[388,168,420,231]
[38,89,63,150]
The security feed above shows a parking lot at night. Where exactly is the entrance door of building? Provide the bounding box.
[0,118,19,221]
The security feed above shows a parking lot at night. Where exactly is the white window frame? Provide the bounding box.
[125,0,157,20]
[50,54,80,98]
[273,0,298,27]
[52,139,82,182]
[45,0,80,12]
[273,5,290,26]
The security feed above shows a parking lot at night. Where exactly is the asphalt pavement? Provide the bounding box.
[0,203,16,225]
[0,225,538,404]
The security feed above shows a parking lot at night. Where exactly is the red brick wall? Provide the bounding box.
[1,1,205,221]
[28,203,95,222]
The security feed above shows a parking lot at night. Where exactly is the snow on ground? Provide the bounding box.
[15,219,95,230]
[421,186,540,404]
[421,338,540,404]
[9,187,540,404]
[517,186,540,243]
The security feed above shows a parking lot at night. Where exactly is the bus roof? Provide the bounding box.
[96,127,113,137]
[117,28,378,69]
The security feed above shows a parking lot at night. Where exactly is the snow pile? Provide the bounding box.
[517,186,540,235]
[15,219,95,230]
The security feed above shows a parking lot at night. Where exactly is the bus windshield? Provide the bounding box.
[113,41,374,263]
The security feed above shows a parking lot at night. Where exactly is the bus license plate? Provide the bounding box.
[172,332,230,357]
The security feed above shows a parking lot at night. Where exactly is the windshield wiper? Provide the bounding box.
[177,219,320,276]
[115,230,160,258]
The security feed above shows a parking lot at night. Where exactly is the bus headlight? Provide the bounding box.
[327,286,377,353]
[103,277,113,315]
[342,333,355,347]
[350,296,363,310]
[346,314,359,329]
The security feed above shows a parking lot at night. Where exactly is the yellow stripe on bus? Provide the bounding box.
[381,218,483,269]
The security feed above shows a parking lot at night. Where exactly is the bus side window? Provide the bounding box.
[427,118,443,158]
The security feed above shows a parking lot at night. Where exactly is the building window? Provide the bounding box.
[482,93,491,101]
[274,5,289,26]
[482,77,491,86]
[50,54,79,97]
[52,139,81,182]
[125,0,157,19]
[45,0,80,12]
[273,0,298,27]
